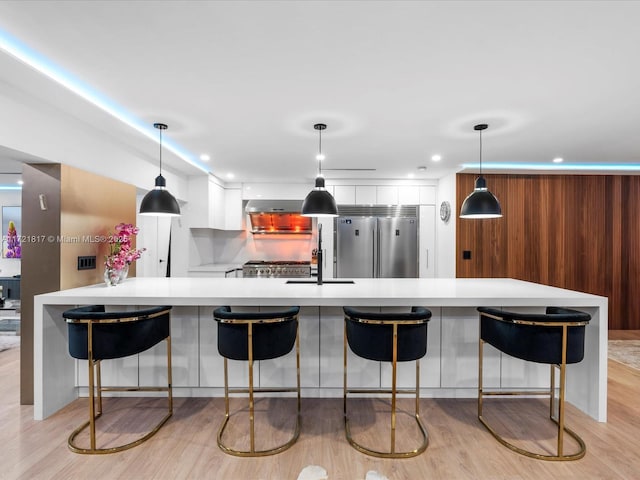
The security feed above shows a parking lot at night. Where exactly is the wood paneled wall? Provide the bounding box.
[21,164,136,404]
[456,173,640,330]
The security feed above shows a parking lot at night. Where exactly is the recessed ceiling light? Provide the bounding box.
[226,173,235,179]
[407,173,415,179]
[316,153,325,161]
[431,155,442,162]
[200,154,210,162]
[553,157,564,163]
[17,180,24,185]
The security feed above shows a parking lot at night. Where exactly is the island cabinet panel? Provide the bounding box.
[380,307,441,389]
[141,306,199,387]
[76,352,138,389]
[440,308,500,389]
[320,307,380,389]
[199,305,248,388]
[259,306,320,389]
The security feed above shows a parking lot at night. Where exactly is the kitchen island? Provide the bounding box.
[34,277,607,422]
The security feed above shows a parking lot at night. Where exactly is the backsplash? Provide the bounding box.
[191,228,317,266]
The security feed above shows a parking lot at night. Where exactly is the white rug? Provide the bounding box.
[609,340,640,370]
[0,335,20,352]
[297,466,389,480]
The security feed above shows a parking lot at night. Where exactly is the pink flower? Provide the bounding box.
[104,223,145,269]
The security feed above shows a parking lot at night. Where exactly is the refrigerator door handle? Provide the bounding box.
[371,228,375,277]
[376,228,380,278]
[426,248,429,269]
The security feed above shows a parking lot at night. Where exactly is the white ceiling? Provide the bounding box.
[0,0,639,185]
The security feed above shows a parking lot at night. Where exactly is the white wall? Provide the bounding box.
[436,172,457,277]
[0,190,22,277]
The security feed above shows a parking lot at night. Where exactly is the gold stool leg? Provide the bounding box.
[344,319,428,458]
[217,318,301,457]
[68,330,173,454]
[477,324,586,461]
[390,323,398,454]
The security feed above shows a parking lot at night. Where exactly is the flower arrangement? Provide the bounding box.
[5,220,21,258]
[104,223,145,280]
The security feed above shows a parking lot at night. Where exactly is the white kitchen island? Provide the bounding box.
[34,277,607,422]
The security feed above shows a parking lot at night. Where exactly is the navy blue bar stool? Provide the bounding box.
[343,306,432,458]
[213,306,301,456]
[62,305,173,454]
[477,306,591,461]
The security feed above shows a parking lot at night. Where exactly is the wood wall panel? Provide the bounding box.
[456,173,640,330]
[21,163,136,404]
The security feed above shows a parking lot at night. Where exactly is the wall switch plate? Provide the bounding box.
[77,256,96,270]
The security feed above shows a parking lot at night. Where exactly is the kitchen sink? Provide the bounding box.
[285,280,355,285]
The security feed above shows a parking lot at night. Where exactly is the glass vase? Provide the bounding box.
[104,267,120,286]
[118,264,129,284]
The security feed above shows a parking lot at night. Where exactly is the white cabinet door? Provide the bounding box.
[224,188,243,230]
[376,186,398,205]
[381,307,441,389]
[398,186,420,204]
[136,214,172,277]
[260,306,320,389]
[419,205,436,278]
[440,308,500,388]
[333,185,356,204]
[355,186,376,204]
[419,186,436,205]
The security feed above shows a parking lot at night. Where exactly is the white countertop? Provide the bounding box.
[35,277,607,308]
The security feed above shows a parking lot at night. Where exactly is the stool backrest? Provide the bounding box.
[343,307,431,362]
[63,305,172,361]
[478,306,591,364]
[213,306,300,361]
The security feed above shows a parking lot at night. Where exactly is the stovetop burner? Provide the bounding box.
[243,260,312,278]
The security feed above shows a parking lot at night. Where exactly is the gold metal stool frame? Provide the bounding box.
[478,310,589,461]
[65,308,173,454]
[343,314,429,458]
[216,314,301,457]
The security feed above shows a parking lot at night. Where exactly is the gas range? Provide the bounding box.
[242,260,312,278]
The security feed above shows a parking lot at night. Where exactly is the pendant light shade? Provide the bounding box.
[140,123,181,217]
[301,123,338,217]
[459,124,502,219]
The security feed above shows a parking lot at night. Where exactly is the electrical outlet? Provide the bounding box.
[77,256,96,270]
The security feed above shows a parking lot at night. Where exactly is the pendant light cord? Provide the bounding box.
[479,128,482,176]
[159,127,163,176]
[318,127,322,177]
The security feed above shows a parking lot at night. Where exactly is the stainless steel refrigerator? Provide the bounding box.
[334,216,418,278]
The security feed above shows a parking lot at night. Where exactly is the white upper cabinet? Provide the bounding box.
[398,186,420,204]
[224,188,243,230]
[242,183,310,200]
[355,185,377,204]
[333,185,356,204]
[187,176,242,230]
[376,186,398,205]
[419,186,436,205]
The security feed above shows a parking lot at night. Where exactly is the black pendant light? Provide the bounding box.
[459,123,502,219]
[139,123,181,217]
[301,123,339,218]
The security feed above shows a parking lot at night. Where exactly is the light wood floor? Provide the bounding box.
[2,345,640,480]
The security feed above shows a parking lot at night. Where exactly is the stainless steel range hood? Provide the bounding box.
[245,200,312,234]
